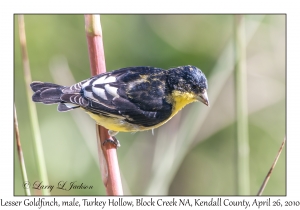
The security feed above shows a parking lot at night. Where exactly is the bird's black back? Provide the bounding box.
[81,66,173,127]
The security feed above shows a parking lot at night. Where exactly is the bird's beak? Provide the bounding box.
[197,90,209,106]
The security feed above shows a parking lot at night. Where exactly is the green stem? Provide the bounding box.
[234,14,250,195]
[18,15,50,195]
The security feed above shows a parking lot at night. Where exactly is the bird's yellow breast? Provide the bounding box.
[85,90,197,132]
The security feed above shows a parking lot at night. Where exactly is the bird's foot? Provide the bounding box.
[102,136,120,148]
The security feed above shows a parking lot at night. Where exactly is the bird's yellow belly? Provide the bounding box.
[85,91,197,132]
[86,111,144,132]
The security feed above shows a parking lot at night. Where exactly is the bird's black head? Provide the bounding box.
[167,65,209,106]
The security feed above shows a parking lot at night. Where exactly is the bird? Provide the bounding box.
[30,65,209,147]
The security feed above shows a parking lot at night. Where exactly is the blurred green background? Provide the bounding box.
[14,15,285,196]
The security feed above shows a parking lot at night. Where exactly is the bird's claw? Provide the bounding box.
[102,136,120,148]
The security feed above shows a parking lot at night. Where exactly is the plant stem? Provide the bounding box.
[14,105,31,196]
[257,137,286,195]
[235,14,250,195]
[18,15,50,195]
[84,14,123,195]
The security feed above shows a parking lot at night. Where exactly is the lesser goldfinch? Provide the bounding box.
[30,65,209,146]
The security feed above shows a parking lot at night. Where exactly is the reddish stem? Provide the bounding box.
[84,15,123,195]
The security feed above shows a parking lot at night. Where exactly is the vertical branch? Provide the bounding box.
[84,14,123,195]
[234,15,250,195]
[14,105,31,195]
[18,15,50,195]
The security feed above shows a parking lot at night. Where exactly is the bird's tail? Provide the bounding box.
[31,81,65,104]
[30,81,84,112]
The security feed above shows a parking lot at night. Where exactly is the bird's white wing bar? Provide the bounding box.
[93,75,117,85]
[92,86,108,100]
[105,84,119,98]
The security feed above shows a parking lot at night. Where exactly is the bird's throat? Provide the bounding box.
[170,90,197,117]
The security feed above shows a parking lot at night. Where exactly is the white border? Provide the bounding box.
[1,0,298,209]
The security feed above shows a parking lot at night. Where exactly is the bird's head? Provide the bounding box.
[167,65,209,106]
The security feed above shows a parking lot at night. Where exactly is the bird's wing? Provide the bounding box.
[79,67,173,127]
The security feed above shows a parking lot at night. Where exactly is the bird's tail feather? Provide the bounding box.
[31,81,64,104]
[30,81,81,112]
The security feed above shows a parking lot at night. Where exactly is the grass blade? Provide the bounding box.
[18,15,50,195]
[234,15,250,195]
[14,105,31,195]
[257,137,286,195]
